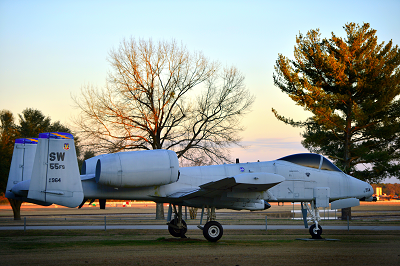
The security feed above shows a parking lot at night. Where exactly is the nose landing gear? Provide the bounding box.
[309,224,323,239]
[301,201,324,239]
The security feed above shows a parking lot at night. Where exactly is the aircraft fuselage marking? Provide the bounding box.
[49,152,65,161]
[49,152,66,170]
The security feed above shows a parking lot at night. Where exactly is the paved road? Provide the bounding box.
[1,224,400,231]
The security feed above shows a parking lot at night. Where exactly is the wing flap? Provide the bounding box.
[166,173,285,200]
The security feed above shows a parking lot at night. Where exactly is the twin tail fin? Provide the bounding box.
[6,132,83,208]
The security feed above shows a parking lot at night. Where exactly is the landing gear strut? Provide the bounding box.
[198,205,223,242]
[166,204,224,242]
[167,204,187,238]
[301,201,323,239]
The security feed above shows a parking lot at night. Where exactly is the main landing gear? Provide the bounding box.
[166,205,187,238]
[198,205,223,242]
[166,204,223,242]
[301,201,323,239]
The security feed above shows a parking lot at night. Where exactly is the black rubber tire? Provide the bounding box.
[309,224,323,239]
[168,219,187,238]
[203,221,223,242]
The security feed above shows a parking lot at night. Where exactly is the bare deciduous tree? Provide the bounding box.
[73,38,254,165]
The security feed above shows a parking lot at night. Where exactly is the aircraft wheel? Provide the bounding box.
[168,219,187,238]
[203,221,223,242]
[309,224,323,239]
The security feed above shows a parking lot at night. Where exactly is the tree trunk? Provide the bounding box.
[341,207,351,220]
[189,207,198,219]
[99,199,106,209]
[343,104,353,173]
[8,198,23,220]
[155,202,165,220]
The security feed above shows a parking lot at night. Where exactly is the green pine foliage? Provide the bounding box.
[273,23,400,183]
[0,111,19,192]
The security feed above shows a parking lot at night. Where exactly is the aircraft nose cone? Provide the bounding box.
[366,183,374,197]
[349,177,373,199]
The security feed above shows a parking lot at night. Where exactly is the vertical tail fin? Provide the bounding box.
[5,138,38,199]
[27,132,83,208]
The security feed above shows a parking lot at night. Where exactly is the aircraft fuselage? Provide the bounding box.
[81,158,372,210]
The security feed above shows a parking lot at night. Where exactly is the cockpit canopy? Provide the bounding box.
[277,153,342,172]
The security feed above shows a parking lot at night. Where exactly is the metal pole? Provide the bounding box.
[167,204,172,222]
[265,216,268,231]
[104,216,107,231]
[292,202,294,219]
[200,205,204,225]
[185,206,187,220]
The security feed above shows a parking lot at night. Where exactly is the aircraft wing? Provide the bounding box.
[165,172,285,201]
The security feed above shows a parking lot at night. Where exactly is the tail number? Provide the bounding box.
[49,177,61,183]
[50,163,65,170]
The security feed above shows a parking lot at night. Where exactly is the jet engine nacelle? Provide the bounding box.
[94,150,179,188]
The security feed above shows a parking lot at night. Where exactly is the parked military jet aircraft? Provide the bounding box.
[6,132,374,241]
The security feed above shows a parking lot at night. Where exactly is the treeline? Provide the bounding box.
[371,183,400,196]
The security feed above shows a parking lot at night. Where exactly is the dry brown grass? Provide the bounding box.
[0,201,399,265]
[1,229,399,266]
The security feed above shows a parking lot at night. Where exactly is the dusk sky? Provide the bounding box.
[1,0,399,183]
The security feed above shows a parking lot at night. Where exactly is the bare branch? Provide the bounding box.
[73,39,253,164]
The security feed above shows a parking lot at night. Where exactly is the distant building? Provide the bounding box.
[375,187,382,201]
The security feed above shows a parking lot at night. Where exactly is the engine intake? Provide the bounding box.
[94,150,179,188]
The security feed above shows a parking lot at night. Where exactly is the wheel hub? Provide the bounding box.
[208,225,220,237]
